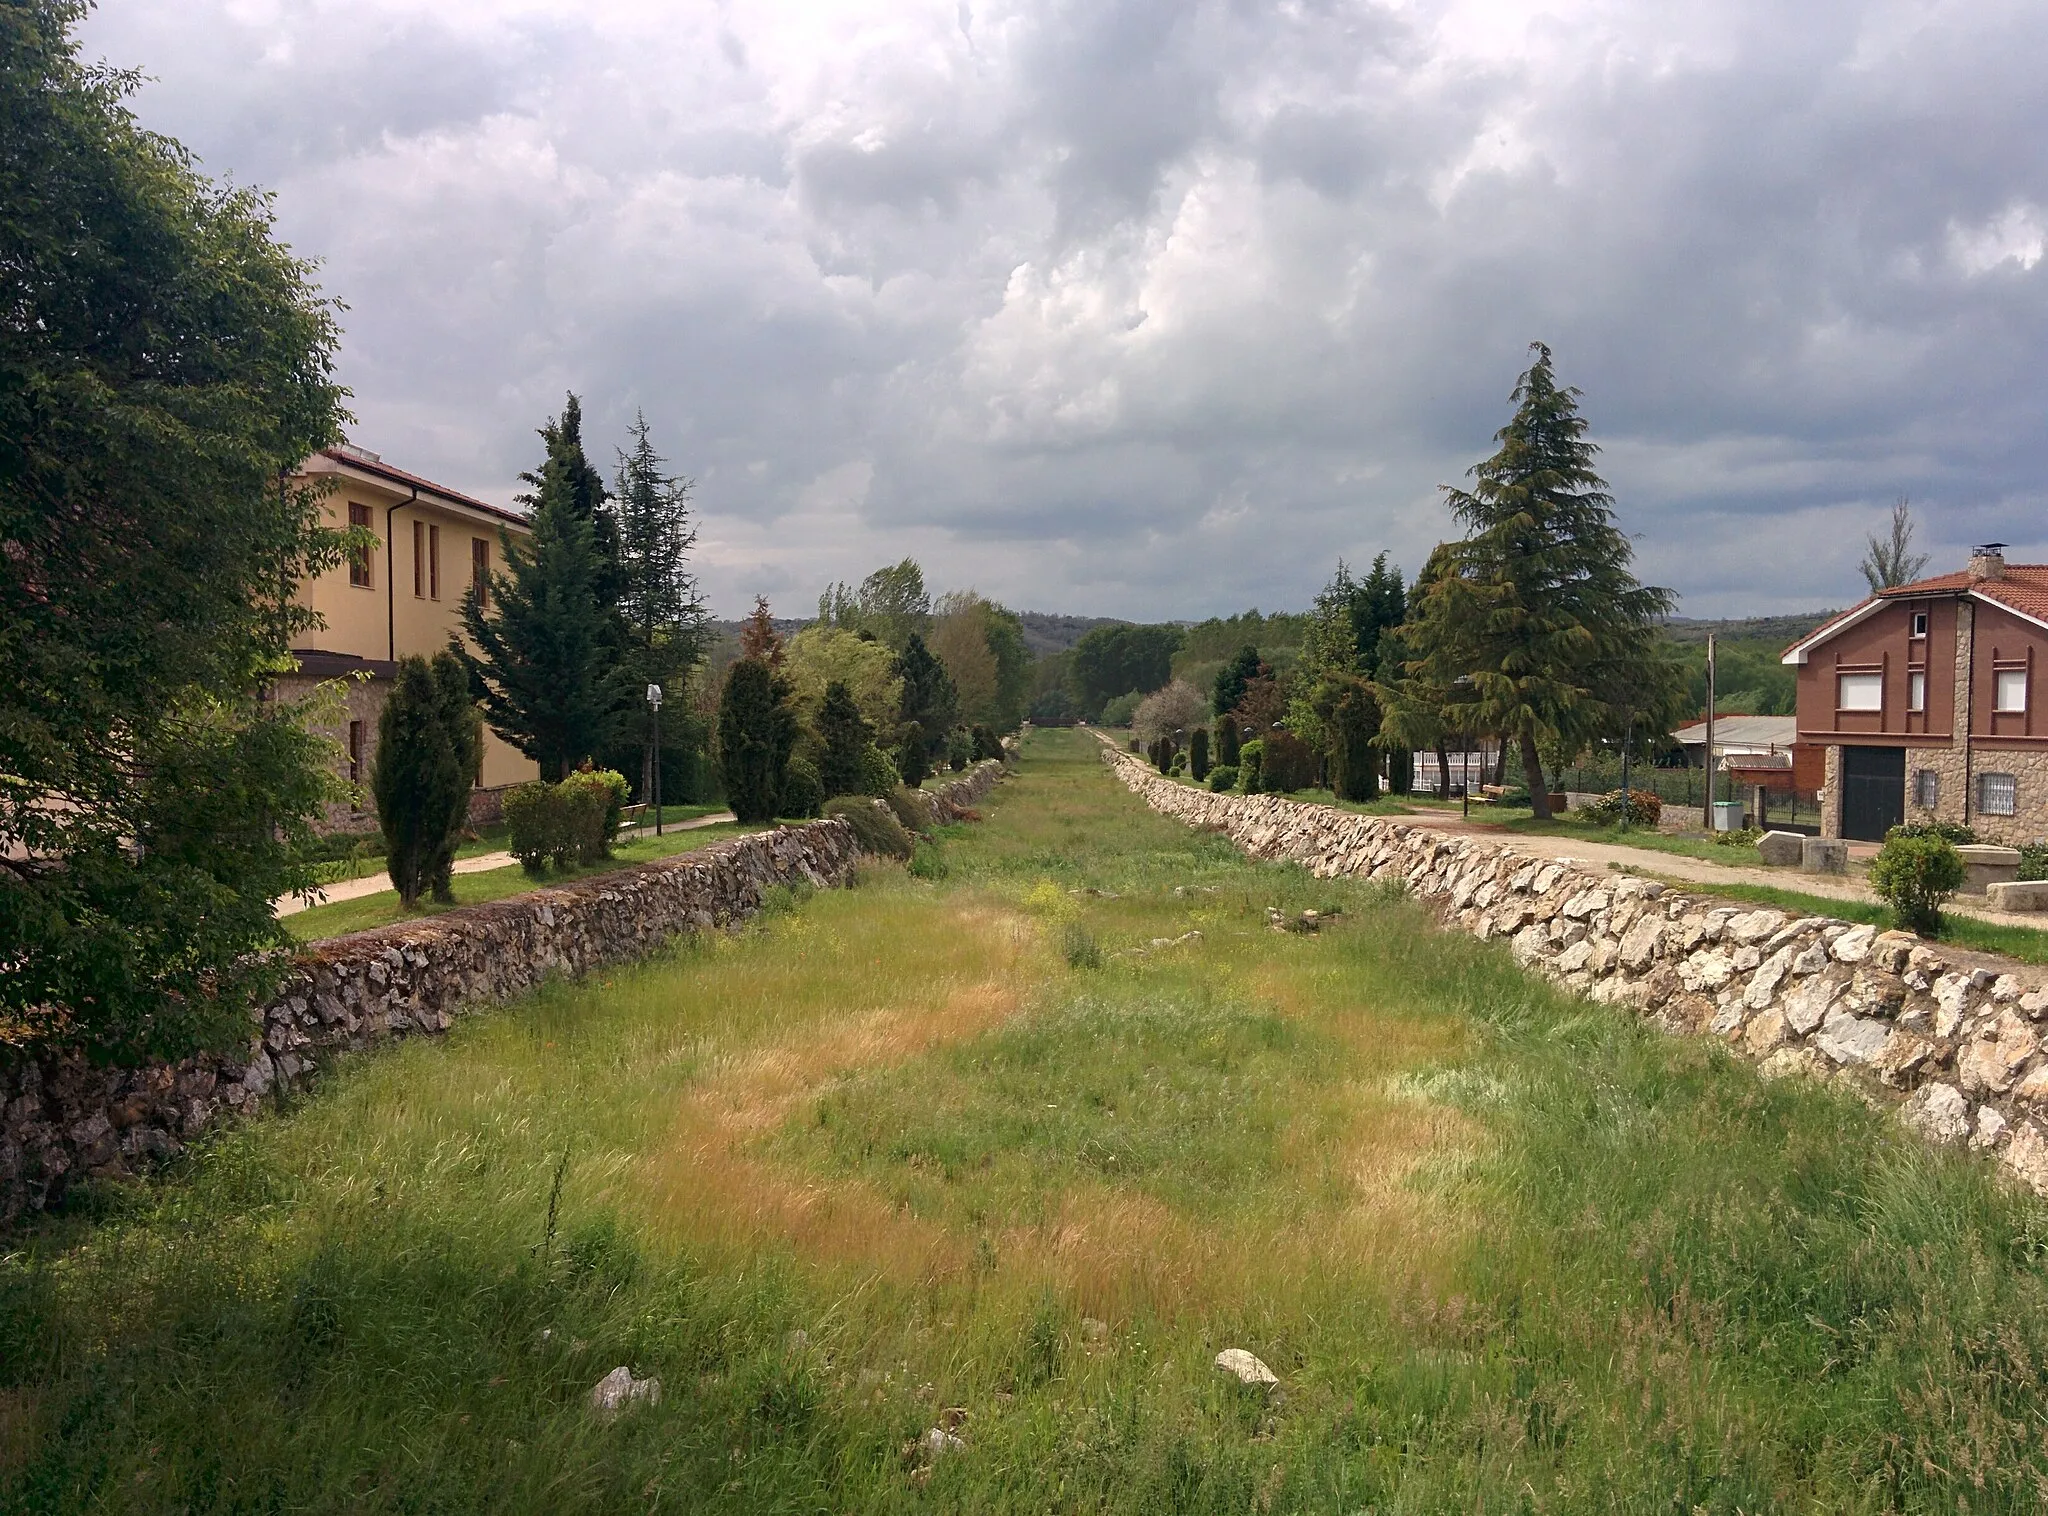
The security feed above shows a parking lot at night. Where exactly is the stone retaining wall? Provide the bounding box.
[1103,749,2048,1196]
[1,761,1005,1227]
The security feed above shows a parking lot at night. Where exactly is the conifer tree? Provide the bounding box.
[373,656,468,907]
[613,412,706,801]
[1212,645,1262,717]
[428,652,483,901]
[1433,344,1676,819]
[1215,713,1241,768]
[892,633,958,786]
[1188,725,1210,782]
[717,657,798,822]
[520,393,620,606]
[816,679,871,799]
[457,410,632,781]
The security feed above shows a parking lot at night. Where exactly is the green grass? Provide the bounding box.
[1503,812,1766,865]
[11,729,2048,1509]
[286,823,763,942]
[1640,870,2048,966]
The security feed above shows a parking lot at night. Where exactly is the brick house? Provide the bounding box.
[273,445,538,830]
[1783,546,2048,843]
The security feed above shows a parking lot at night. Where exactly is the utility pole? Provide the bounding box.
[1701,634,1716,830]
[647,683,664,835]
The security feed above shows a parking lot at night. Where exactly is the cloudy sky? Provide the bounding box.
[82,0,2048,621]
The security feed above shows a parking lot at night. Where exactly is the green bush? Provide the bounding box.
[885,784,935,836]
[1099,691,1142,727]
[823,796,914,860]
[1207,764,1238,792]
[1890,821,1977,846]
[971,725,1004,762]
[908,840,950,879]
[2020,844,2048,883]
[1715,826,1764,847]
[1237,740,1264,793]
[1869,831,1966,936]
[504,781,565,876]
[858,744,902,797]
[778,756,823,819]
[947,729,973,772]
[561,768,629,865]
[1262,730,1318,793]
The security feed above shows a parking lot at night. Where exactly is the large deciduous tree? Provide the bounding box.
[1432,344,1676,820]
[817,558,931,651]
[0,1,351,1062]
[1067,623,1182,720]
[457,400,632,781]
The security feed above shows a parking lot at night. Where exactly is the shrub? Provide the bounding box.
[971,725,1004,762]
[2020,843,2048,883]
[947,729,972,772]
[560,768,629,864]
[823,795,914,860]
[1580,788,1662,826]
[1870,831,1965,936]
[859,744,902,797]
[504,781,565,876]
[1715,826,1763,848]
[885,784,936,835]
[1237,740,1264,793]
[778,756,824,819]
[1207,764,1238,792]
[1263,730,1318,793]
[908,840,950,879]
[1890,821,1977,846]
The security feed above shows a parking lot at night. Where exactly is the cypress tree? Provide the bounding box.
[1189,725,1210,781]
[457,408,632,781]
[1328,678,1381,802]
[428,651,483,902]
[717,657,796,822]
[817,679,871,799]
[374,657,467,907]
[1216,713,1241,767]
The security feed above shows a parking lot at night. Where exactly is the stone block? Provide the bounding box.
[1800,837,1849,874]
[1988,880,2048,913]
[1757,830,1806,866]
[1956,844,2022,895]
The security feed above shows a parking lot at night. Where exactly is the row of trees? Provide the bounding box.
[1123,347,1689,820]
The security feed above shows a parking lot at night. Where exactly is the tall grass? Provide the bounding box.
[7,729,2048,1510]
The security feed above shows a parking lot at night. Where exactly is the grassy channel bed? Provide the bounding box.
[285,823,766,943]
[9,729,2048,1510]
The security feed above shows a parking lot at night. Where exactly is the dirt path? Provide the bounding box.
[275,810,738,917]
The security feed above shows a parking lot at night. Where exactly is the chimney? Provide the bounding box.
[1970,543,2008,580]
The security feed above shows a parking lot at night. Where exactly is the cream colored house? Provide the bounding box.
[278,444,538,827]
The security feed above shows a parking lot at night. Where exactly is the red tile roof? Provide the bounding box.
[1783,563,2048,662]
[313,448,529,529]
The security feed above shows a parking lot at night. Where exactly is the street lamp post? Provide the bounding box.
[646,683,664,835]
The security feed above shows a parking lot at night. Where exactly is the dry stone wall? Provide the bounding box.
[1103,749,2048,1197]
[1,760,1005,1227]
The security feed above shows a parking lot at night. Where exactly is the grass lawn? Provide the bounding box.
[1503,813,1766,865]
[287,823,764,942]
[10,728,2048,1509]
[305,806,731,886]
[1638,869,2048,967]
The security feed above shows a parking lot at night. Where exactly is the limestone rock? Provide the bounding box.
[1901,1083,1970,1145]
[1972,1105,2009,1151]
[1215,1348,1279,1386]
[1958,1012,2038,1096]
[1815,1008,1890,1066]
[2002,1123,2048,1197]
[1829,924,1876,964]
[589,1366,662,1418]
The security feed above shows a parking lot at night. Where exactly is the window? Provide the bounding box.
[1837,672,1882,711]
[347,502,374,588]
[472,537,490,608]
[429,524,440,600]
[1979,772,2018,817]
[1996,668,2029,713]
[412,520,425,598]
[1911,610,1928,638]
[1908,670,1926,712]
[1914,768,1939,808]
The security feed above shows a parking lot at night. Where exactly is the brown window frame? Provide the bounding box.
[472,537,490,609]
[347,502,374,589]
[412,520,425,598]
[429,523,441,600]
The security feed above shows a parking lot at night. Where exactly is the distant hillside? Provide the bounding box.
[1663,612,1837,648]
[1016,612,1122,658]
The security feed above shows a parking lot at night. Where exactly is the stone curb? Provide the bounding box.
[0,760,1006,1227]
[1102,750,2048,1198]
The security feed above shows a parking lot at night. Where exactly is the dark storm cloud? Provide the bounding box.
[78,0,2048,619]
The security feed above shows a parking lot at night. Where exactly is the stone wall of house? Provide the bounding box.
[0,760,1005,1228]
[1102,748,2048,1196]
